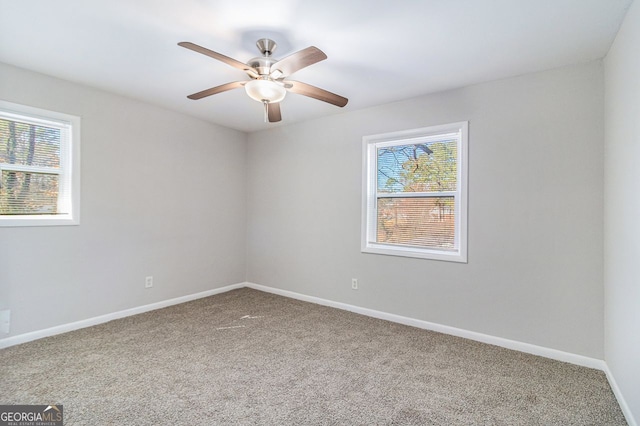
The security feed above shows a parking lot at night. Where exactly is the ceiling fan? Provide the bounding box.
[178,38,348,123]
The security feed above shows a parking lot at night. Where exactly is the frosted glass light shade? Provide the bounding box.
[244,79,287,103]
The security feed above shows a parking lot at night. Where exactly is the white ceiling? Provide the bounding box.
[0,0,632,133]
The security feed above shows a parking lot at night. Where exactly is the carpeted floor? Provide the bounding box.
[0,288,627,425]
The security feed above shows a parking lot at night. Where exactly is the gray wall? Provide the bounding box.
[0,59,609,361]
[0,62,247,337]
[605,0,640,421]
[247,61,605,358]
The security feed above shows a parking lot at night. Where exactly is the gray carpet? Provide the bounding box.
[0,288,626,425]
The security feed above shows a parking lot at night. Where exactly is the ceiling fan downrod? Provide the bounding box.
[256,38,277,57]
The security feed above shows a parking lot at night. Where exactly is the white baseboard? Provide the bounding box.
[245,282,605,371]
[2,280,634,426]
[0,282,246,349]
[603,364,638,426]
[2,280,605,370]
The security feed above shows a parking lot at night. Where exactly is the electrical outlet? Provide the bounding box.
[0,310,10,334]
[351,278,358,290]
[145,276,153,288]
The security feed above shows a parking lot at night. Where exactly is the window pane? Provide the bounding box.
[376,197,455,249]
[377,140,457,193]
[0,171,59,215]
[0,118,61,168]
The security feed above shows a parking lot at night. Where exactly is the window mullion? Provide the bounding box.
[376,191,457,199]
[0,163,61,175]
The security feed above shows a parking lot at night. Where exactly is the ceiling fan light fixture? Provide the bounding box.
[244,79,286,103]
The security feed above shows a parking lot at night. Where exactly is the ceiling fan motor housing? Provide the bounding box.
[247,39,280,76]
[247,56,277,77]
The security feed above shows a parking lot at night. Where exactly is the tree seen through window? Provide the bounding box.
[376,140,457,249]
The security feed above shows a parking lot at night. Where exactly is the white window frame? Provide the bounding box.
[0,100,80,227]
[361,121,468,262]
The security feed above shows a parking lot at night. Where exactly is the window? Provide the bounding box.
[0,100,80,226]
[362,122,468,262]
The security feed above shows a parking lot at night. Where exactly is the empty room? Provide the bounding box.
[0,0,638,424]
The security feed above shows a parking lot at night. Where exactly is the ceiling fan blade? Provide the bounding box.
[267,102,282,122]
[286,81,348,107]
[178,42,258,78]
[187,81,245,100]
[270,47,327,77]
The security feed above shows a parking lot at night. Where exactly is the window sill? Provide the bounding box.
[362,242,467,263]
[0,214,79,227]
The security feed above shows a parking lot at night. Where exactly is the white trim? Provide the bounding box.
[0,100,81,227]
[362,243,462,262]
[0,106,73,128]
[0,282,246,349]
[0,164,61,175]
[245,282,605,370]
[377,191,457,198]
[364,125,463,144]
[361,121,468,263]
[603,364,638,426]
[3,280,606,369]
